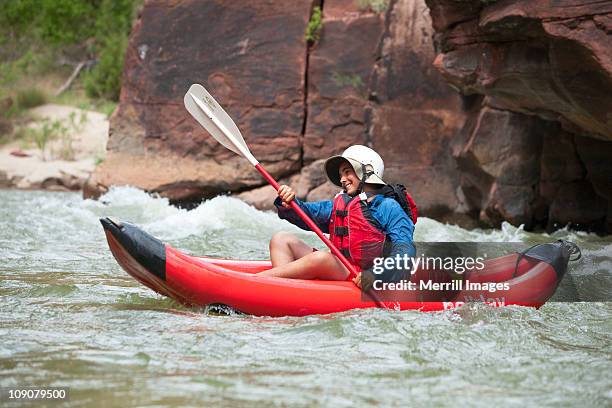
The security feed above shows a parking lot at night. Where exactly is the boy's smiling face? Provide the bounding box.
[339,161,360,196]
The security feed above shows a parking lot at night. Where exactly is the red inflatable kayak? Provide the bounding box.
[100,217,577,316]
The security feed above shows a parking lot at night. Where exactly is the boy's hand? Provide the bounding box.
[353,271,375,291]
[278,185,296,208]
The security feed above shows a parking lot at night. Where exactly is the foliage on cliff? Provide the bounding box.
[305,6,322,43]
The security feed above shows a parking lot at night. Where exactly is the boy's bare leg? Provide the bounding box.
[269,231,316,267]
[260,249,351,280]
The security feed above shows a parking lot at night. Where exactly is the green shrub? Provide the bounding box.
[0,118,14,142]
[0,0,39,36]
[27,119,64,160]
[332,72,364,90]
[97,100,117,117]
[305,6,322,43]
[1,0,141,102]
[84,33,128,100]
[94,0,134,37]
[0,94,14,118]
[67,110,88,133]
[39,1,97,45]
[57,131,75,161]
[15,117,79,160]
[82,0,135,100]
[16,88,47,109]
[355,0,389,14]
[1,0,96,46]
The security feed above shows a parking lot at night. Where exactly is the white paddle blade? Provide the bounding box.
[184,84,257,164]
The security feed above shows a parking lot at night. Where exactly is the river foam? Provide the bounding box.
[1,187,610,406]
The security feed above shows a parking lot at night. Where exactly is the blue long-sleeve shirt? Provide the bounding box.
[274,195,416,282]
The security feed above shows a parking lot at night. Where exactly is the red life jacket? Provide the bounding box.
[329,186,418,272]
[329,192,389,272]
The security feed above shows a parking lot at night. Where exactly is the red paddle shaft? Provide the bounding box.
[255,164,359,277]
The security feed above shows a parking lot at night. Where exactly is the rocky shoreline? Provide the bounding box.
[0,104,108,192]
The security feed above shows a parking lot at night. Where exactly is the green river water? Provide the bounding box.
[1,188,611,407]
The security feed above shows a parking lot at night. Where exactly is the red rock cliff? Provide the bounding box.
[87,0,611,232]
[425,0,612,232]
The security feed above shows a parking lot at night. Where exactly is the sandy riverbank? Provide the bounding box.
[0,104,108,191]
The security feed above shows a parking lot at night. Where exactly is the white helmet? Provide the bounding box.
[325,145,385,187]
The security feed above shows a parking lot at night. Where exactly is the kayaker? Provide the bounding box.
[258,145,416,288]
